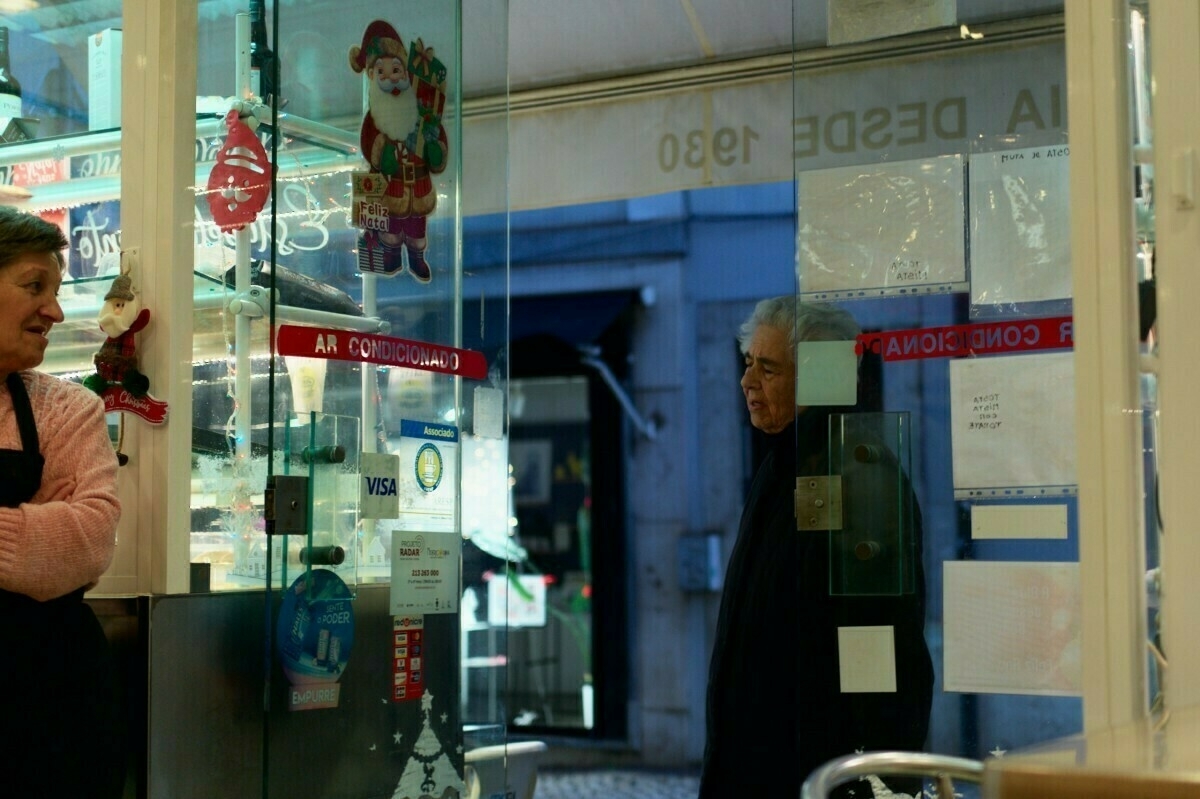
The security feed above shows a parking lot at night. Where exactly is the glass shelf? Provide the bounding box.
[46,270,256,375]
[0,112,359,214]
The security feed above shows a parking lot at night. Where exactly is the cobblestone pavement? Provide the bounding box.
[534,769,700,799]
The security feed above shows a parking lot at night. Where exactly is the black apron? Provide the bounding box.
[0,372,125,798]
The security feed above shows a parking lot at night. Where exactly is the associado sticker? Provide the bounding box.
[414,443,443,492]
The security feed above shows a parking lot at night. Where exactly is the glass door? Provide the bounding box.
[787,7,1100,791]
[183,1,510,796]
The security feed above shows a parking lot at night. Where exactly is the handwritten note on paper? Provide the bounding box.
[969,144,1071,306]
[798,154,967,299]
[949,351,1076,498]
[944,561,1081,696]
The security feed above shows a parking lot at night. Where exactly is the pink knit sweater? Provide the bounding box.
[0,370,120,601]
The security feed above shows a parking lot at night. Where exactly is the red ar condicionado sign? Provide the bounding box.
[856,316,1073,361]
[275,325,487,380]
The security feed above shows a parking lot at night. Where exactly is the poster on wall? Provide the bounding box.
[944,560,1081,696]
[949,351,1076,498]
[968,144,1071,308]
[797,154,967,299]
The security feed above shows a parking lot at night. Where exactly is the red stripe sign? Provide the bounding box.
[856,316,1073,362]
[276,325,488,380]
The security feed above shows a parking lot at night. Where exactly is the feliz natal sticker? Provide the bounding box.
[394,419,457,533]
[349,20,450,283]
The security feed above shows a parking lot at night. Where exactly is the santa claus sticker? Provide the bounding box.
[349,20,449,284]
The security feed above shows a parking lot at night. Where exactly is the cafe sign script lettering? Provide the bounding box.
[276,324,487,380]
[193,183,333,257]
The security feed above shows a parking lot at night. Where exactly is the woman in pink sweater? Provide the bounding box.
[0,206,124,797]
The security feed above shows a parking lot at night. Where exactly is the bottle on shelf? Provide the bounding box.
[0,27,23,118]
[248,0,278,106]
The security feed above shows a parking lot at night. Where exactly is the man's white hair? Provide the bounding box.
[737,296,861,362]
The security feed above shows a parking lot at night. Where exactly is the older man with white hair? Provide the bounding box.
[700,296,933,799]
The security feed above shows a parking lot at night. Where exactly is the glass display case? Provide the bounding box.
[3,0,502,581]
[2,1,515,795]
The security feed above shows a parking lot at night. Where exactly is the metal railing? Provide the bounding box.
[802,751,986,799]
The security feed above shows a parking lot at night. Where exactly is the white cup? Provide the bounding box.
[286,356,327,418]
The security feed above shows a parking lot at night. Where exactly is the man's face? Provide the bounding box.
[0,253,63,376]
[741,323,796,434]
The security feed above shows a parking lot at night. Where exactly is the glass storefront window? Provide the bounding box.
[16,2,1188,795]
[791,8,1084,779]
[463,376,597,731]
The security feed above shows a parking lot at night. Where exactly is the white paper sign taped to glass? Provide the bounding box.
[969,144,1071,307]
[949,351,1076,498]
[395,419,458,532]
[487,573,547,628]
[360,452,401,519]
[798,154,967,299]
[796,340,858,407]
[971,503,1069,540]
[943,560,1080,696]
[460,433,523,561]
[390,531,460,616]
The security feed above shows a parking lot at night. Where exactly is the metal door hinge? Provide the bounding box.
[264,474,308,536]
[796,475,843,531]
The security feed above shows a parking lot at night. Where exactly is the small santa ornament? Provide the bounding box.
[83,268,169,450]
[85,273,151,397]
[349,19,448,283]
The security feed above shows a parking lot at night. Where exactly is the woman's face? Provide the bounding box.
[740,323,796,434]
[0,253,63,376]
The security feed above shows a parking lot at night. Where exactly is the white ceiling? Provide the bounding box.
[465,0,1061,98]
[9,1,1063,111]
[495,0,796,95]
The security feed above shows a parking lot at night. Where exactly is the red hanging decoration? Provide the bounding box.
[206,109,271,231]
